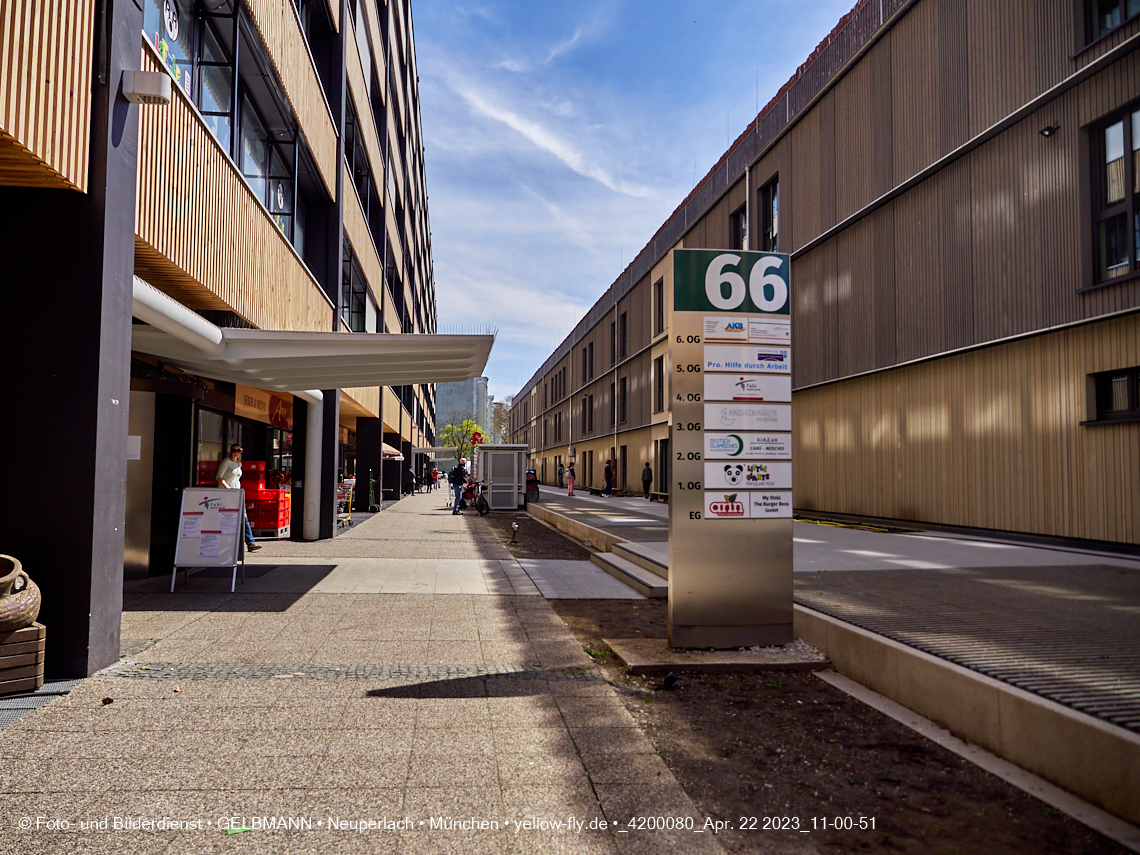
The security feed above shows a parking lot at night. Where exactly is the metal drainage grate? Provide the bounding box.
[795,564,1140,733]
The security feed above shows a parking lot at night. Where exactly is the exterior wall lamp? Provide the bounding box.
[122,70,172,106]
[1039,124,1060,138]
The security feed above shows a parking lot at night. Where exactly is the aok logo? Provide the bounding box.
[708,495,746,517]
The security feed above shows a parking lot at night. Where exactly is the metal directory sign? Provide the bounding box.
[669,249,793,647]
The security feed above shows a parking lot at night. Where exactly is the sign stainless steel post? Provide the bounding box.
[668,249,793,647]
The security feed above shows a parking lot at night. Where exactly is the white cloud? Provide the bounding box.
[452,81,657,199]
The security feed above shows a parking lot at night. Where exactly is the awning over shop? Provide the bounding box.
[383,443,404,459]
[131,326,493,391]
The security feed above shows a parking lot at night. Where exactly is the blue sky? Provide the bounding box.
[413,0,856,402]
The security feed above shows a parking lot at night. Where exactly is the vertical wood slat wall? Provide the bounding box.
[343,178,385,308]
[346,13,385,190]
[342,385,380,417]
[773,44,1140,391]
[794,314,1140,544]
[134,49,332,333]
[0,0,93,190]
[244,0,338,197]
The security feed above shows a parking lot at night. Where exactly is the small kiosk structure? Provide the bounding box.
[475,444,528,510]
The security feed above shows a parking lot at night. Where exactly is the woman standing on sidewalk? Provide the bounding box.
[566,462,576,496]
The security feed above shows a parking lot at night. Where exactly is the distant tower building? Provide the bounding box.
[436,377,490,429]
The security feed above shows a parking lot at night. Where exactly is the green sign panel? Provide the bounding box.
[674,249,791,314]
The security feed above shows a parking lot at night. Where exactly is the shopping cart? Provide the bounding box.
[336,482,354,528]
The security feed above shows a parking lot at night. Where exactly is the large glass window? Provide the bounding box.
[760,177,779,252]
[143,0,195,97]
[1087,0,1140,42]
[240,95,269,205]
[197,19,233,152]
[342,242,368,332]
[1094,106,1139,283]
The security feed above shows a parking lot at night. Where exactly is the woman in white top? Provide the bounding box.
[217,445,261,551]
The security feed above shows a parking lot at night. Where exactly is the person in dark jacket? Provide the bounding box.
[641,463,653,499]
[603,460,614,496]
[449,458,468,514]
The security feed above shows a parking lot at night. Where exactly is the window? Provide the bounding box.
[760,177,779,252]
[341,243,370,332]
[582,347,588,383]
[653,356,665,413]
[196,19,233,151]
[1087,0,1140,42]
[1093,367,1140,420]
[729,204,747,250]
[1094,106,1140,283]
[588,342,595,379]
[619,377,628,424]
[653,279,665,335]
[609,382,616,426]
[587,394,594,433]
[619,312,628,360]
[610,321,617,366]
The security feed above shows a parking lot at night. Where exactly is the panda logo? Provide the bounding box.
[722,464,744,485]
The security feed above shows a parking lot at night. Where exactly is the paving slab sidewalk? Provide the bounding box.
[0,493,721,854]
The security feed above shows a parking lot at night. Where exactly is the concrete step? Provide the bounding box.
[590,552,668,598]
[612,542,669,580]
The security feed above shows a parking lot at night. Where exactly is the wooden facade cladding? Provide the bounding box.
[787,46,1140,390]
[343,178,385,305]
[341,386,379,418]
[794,313,1140,544]
[346,13,385,184]
[383,386,402,432]
[134,49,333,332]
[0,0,93,190]
[245,0,337,197]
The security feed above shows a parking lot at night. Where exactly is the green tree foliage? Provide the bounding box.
[439,419,488,462]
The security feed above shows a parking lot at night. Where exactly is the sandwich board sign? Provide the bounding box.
[669,249,793,647]
[172,488,245,592]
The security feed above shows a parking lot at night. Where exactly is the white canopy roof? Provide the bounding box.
[131,327,494,391]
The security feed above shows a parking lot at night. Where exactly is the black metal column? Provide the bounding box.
[319,391,340,539]
[355,417,383,512]
[0,0,143,676]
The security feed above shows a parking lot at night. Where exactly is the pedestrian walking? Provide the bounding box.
[216,444,261,552]
[557,463,564,488]
[641,462,653,500]
[449,457,469,514]
[603,460,614,496]
[405,466,417,495]
[423,463,433,493]
[566,462,576,497]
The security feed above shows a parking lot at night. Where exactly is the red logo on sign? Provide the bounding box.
[708,495,746,517]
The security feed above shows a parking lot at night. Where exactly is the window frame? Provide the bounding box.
[1090,102,1140,286]
[759,176,779,252]
[653,279,665,336]
[1089,366,1140,423]
[1085,0,1140,44]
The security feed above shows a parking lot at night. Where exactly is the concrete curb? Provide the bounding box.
[527,503,620,553]
[795,605,1140,828]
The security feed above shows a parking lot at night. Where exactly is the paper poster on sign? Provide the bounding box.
[704,432,792,460]
[218,509,240,536]
[704,461,792,490]
[703,317,750,342]
[197,532,221,558]
[180,512,203,539]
